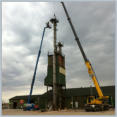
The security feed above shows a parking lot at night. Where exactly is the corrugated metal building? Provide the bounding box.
[9,85,115,109]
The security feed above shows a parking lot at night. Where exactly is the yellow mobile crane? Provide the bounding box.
[61,2,110,111]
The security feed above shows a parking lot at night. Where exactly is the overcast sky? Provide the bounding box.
[2,1,115,102]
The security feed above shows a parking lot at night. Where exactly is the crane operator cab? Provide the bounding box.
[85,96,111,111]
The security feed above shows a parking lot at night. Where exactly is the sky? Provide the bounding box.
[2,1,115,102]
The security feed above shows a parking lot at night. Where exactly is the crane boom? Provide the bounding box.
[61,2,103,97]
[61,2,87,62]
[27,23,51,104]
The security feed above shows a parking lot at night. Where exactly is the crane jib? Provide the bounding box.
[61,2,104,98]
[27,27,47,104]
[61,2,87,62]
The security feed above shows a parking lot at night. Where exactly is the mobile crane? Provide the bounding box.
[61,2,110,111]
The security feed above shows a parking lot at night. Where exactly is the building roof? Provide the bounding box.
[65,85,115,97]
[43,85,115,98]
[9,85,115,100]
[9,95,41,100]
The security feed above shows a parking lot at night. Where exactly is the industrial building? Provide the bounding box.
[44,42,66,109]
[8,22,115,110]
[9,85,115,109]
[9,20,115,110]
[8,3,115,111]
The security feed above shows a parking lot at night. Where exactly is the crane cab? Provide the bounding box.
[87,96,102,105]
[85,96,110,111]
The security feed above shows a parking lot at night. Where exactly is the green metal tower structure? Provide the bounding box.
[44,42,66,109]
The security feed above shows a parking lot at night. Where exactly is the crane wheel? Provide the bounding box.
[95,106,100,112]
[103,105,109,110]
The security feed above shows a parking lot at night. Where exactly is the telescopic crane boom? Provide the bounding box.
[61,2,110,111]
[61,2,103,97]
[27,22,51,104]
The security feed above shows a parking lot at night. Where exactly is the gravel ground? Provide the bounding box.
[2,108,115,115]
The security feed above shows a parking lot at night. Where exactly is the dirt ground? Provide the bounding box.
[2,108,115,115]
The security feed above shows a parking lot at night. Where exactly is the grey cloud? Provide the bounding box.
[2,2,115,102]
